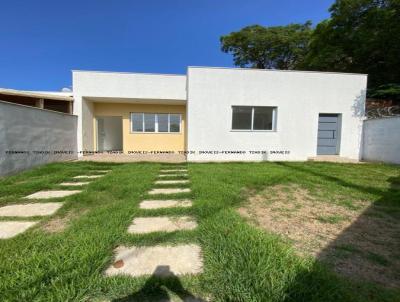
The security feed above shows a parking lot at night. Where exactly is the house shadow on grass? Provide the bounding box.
[274,163,400,300]
[113,266,204,302]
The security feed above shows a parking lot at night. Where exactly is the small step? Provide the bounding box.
[0,202,63,217]
[148,188,191,195]
[105,244,203,277]
[155,180,189,185]
[128,216,197,234]
[139,199,192,209]
[25,190,81,199]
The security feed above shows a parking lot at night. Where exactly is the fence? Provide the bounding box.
[362,116,400,164]
[0,101,77,176]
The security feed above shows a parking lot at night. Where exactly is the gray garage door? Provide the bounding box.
[317,114,340,155]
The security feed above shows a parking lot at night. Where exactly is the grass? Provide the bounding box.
[0,161,399,301]
[316,214,346,224]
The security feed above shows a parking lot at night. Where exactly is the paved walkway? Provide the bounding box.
[107,165,203,278]
[0,170,110,239]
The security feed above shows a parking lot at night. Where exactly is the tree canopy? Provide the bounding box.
[220,22,312,70]
[220,0,400,92]
[302,0,400,88]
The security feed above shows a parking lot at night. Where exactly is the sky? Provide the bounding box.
[0,0,334,91]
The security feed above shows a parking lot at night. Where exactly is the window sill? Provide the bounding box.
[130,132,182,134]
[230,129,277,133]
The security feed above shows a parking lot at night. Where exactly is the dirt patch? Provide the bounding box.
[238,184,400,288]
[41,210,87,233]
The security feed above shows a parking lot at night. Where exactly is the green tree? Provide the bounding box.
[301,0,400,88]
[220,22,312,70]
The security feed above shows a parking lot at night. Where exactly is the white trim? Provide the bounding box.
[231,106,277,131]
[130,112,182,134]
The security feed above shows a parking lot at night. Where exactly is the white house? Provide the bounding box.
[72,66,367,162]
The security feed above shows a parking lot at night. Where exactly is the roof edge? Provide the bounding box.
[187,66,368,77]
[71,69,186,77]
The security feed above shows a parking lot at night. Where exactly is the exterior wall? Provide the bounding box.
[0,101,77,176]
[93,103,186,153]
[72,71,186,153]
[187,67,367,161]
[362,117,400,164]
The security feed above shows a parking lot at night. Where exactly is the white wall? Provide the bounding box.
[362,117,400,164]
[0,101,77,176]
[187,67,367,161]
[73,70,187,152]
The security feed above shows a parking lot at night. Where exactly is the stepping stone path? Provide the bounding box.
[155,180,189,184]
[59,182,90,186]
[139,199,192,209]
[73,175,103,179]
[128,216,197,234]
[0,170,108,239]
[148,188,191,195]
[0,221,38,239]
[105,244,203,277]
[159,174,188,177]
[0,202,63,217]
[107,165,203,278]
[160,169,188,173]
[25,190,81,199]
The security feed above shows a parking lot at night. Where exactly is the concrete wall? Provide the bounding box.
[73,70,187,152]
[187,67,367,161]
[0,101,77,176]
[362,117,400,164]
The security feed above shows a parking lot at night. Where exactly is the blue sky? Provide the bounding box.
[0,0,334,91]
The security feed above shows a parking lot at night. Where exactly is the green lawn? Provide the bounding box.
[0,161,399,301]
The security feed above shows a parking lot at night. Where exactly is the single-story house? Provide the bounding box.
[72,66,367,161]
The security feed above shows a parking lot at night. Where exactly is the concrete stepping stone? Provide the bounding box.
[0,221,38,239]
[0,202,63,217]
[105,244,203,277]
[139,199,192,209]
[160,169,188,173]
[155,180,189,185]
[25,190,81,199]
[59,182,90,186]
[128,216,197,234]
[149,188,191,195]
[159,174,188,178]
[73,175,103,179]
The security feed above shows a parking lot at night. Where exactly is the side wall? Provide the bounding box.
[187,67,367,161]
[0,101,77,176]
[362,117,400,164]
[93,103,186,153]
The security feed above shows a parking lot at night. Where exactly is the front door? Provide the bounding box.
[317,114,341,155]
[97,116,123,151]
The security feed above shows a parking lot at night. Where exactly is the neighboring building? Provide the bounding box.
[73,67,367,161]
[0,88,73,114]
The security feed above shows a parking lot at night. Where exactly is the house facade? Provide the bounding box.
[72,67,367,161]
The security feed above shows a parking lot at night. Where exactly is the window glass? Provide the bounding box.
[253,107,274,130]
[144,113,156,132]
[169,114,181,132]
[132,113,143,132]
[158,114,169,132]
[232,107,252,130]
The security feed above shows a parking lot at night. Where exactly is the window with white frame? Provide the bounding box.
[131,113,181,133]
[231,106,277,131]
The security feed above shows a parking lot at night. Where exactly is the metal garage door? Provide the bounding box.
[317,114,340,155]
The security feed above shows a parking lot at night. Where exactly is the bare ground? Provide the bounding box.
[41,210,87,233]
[238,184,400,288]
